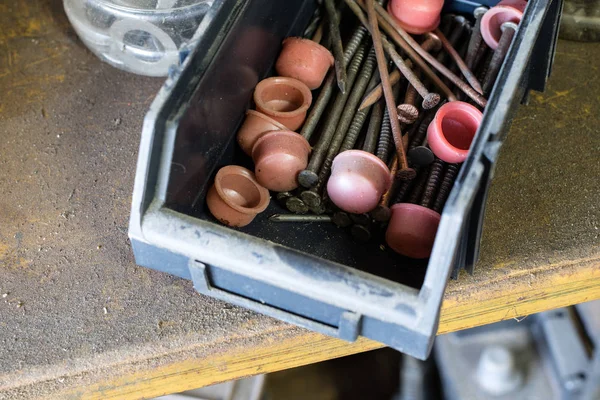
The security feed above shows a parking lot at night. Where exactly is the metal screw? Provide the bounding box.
[436,16,467,66]
[364,0,414,180]
[363,98,384,154]
[324,0,347,93]
[332,211,353,227]
[364,0,487,107]
[398,82,419,124]
[371,154,398,222]
[269,214,332,222]
[285,196,309,214]
[351,224,372,242]
[276,191,293,205]
[440,14,455,37]
[432,163,459,213]
[482,22,518,96]
[382,38,441,110]
[375,83,402,163]
[301,68,381,210]
[299,42,369,188]
[392,175,414,205]
[300,26,368,142]
[407,104,441,166]
[419,158,444,209]
[434,26,483,94]
[465,7,489,70]
[407,167,430,204]
[302,46,378,205]
[303,6,323,40]
[362,33,442,112]
[347,0,458,104]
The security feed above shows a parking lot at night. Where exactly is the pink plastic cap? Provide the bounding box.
[327,150,391,214]
[388,0,444,35]
[385,203,441,259]
[427,101,483,164]
[481,0,527,49]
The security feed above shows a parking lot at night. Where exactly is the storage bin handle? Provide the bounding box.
[188,260,363,342]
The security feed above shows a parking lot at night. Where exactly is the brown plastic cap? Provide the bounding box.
[251,130,311,192]
[237,110,287,155]
[276,37,334,90]
[253,77,312,131]
[206,165,270,227]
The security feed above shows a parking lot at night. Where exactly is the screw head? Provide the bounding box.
[422,93,441,110]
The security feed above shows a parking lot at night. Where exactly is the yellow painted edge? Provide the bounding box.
[48,257,600,400]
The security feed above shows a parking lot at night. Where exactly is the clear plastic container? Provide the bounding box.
[64,0,213,76]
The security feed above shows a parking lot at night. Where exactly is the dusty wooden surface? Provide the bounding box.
[0,1,599,399]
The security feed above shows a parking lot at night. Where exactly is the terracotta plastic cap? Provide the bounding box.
[276,37,334,90]
[481,0,527,49]
[385,203,441,259]
[206,165,270,228]
[388,0,444,35]
[253,77,312,131]
[252,130,311,192]
[327,150,392,214]
[237,110,287,155]
[427,101,483,164]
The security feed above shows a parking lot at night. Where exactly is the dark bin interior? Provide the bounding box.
[162,0,505,290]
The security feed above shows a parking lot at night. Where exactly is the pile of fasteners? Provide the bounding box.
[207,0,525,259]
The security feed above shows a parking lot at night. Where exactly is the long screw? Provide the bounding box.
[419,158,444,208]
[360,33,443,111]
[299,42,368,188]
[392,174,415,205]
[434,27,483,94]
[365,0,414,180]
[303,6,323,39]
[465,7,489,70]
[371,154,398,222]
[453,35,470,100]
[382,38,441,110]
[482,22,518,96]
[332,211,353,227]
[436,16,466,66]
[301,47,378,205]
[399,78,419,125]
[360,0,488,107]
[285,196,309,214]
[376,82,402,163]
[324,0,347,93]
[301,26,368,142]
[440,14,455,37]
[407,104,442,166]
[432,163,459,213]
[407,167,429,204]
[363,99,384,154]
[347,0,458,105]
[269,214,332,223]
[346,0,442,111]
[302,70,383,208]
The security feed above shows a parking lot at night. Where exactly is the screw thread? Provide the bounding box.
[483,23,517,95]
[314,47,377,192]
[433,163,460,213]
[300,26,368,141]
[407,167,430,204]
[304,42,368,175]
[420,158,444,208]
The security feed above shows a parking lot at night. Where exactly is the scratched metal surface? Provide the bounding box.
[0,0,599,398]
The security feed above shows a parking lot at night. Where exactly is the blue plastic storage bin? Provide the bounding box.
[129,0,562,359]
